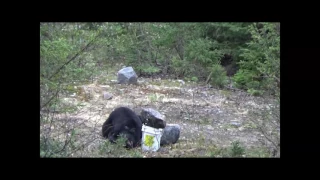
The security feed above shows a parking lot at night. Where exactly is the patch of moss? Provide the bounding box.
[242,121,258,129]
[221,90,231,97]
[161,79,181,87]
[222,124,237,129]
[245,147,270,157]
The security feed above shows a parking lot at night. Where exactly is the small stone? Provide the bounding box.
[230,122,241,127]
[103,92,113,100]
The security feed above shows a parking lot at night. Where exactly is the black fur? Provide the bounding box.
[102,107,142,148]
[107,126,137,149]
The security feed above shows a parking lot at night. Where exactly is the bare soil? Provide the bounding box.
[42,71,279,157]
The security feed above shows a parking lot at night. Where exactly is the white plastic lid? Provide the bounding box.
[142,124,163,133]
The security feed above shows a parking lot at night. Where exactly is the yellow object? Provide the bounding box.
[145,135,154,147]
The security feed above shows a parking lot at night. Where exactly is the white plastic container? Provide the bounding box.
[141,125,163,152]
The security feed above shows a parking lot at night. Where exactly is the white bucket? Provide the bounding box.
[141,125,163,152]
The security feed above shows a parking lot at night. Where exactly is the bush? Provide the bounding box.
[232,69,262,90]
[230,140,245,157]
[170,56,189,78]
[210,64,228,88]
[247,88,263,96]
[136,64,161,76]
[235,22,279,95]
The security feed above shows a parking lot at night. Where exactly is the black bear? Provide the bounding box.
[102,106,142,148]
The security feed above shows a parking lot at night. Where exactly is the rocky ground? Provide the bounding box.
[40,71,280,158]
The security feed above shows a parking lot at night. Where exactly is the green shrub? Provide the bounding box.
[230,141,245,157]
[210,64,228,88]
[137,64,161,75]
[247,88,263,96]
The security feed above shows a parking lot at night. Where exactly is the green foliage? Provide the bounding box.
[245,147,270,157]
[171,56,189,77]
[40,137,65,157]
[206,140,246,157]
[185,38,223,66]
[230,141,245,157]
[40,23,102,110]
[130,151,143,158]
[205,23,251,41]
[40,23,107,157]
[98,135,144,157]
[233,69,260,90]
[98,140,112,154]
[136,64,161,75]
[40,128,78,157]
[207,145,270,158]
[40,22,280,157]
[191,76,199,82]
[247,88,263,96]
[201,22,252,62]
[99,135,128,154]
[210,64,228,88]
[115,134,128,147]
[152,23,177,47]
[206,147,228,157]
[236,22,280,95]
[232,69,250,89]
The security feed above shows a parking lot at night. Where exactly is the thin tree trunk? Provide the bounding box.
[205,71,213,84]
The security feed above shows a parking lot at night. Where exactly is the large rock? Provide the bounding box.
[160,124,180,145]
[140,108,166,129]
[117,67,138,84]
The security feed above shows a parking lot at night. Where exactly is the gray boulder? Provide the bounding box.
[140,108,166,129]
[117,67,138,84]
[160,124,180,145]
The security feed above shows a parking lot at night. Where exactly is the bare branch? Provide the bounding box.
[40,88,60,111]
